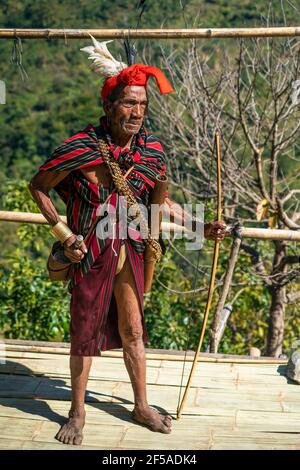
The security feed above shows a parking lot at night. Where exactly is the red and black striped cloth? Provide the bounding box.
[39,116,167,289]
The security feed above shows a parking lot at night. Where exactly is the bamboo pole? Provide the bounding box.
[234,227,300,241]
[1,211,300,241]
[0,210,67,225]
[2,339,287,364]
[161,222,300,242]
[0,27,300,40]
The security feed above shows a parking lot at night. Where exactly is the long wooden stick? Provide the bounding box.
[1,211,300,241]
[176,131,222,419]
[1,27,300,39]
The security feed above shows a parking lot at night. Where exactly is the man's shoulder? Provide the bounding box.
[39,123,100,172]
[62,123,99,146]
[141,129,165,155]
[140,127,165,150]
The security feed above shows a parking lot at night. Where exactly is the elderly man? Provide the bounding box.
[29,39,226,445]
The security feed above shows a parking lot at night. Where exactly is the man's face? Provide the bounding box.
[105,85,148,138]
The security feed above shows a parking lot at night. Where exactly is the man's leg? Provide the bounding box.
[113,254,172,434]
[55,356,92,445]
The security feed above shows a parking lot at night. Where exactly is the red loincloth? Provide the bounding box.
[69,222,149,356]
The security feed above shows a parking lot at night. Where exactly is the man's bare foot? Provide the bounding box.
[55,408,85,445]
[132,405,172,434]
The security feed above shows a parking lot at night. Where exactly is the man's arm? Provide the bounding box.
[164,197,190,225]
[164,197,226,241]
[29,171,87,262]
[29,170,69,226]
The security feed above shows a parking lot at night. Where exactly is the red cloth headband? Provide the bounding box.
[101,64,174,101]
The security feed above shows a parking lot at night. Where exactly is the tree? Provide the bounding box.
[150,18,300,357]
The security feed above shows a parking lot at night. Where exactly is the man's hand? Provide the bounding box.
[204,221,227,241]
[164,199,227,241]
[63,235,88,263]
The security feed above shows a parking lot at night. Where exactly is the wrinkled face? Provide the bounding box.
[104,85,148,137]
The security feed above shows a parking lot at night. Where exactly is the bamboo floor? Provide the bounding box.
[0,340,299,450]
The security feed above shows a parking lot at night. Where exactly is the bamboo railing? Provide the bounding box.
[0,27,300,40]
[1,210,300,242]
[162,221,300,242]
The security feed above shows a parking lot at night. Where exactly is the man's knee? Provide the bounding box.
[119,321,143,344]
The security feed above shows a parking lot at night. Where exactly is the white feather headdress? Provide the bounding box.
[80,34,127,78]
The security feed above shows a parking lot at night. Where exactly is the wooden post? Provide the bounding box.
[209,236,242,353]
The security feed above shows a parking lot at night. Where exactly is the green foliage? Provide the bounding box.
[0,179,69,342]
[1,179,53,255]
[144,249,197,350]
[0,249,70,341]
